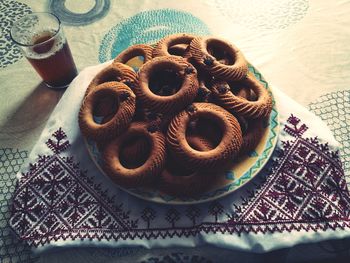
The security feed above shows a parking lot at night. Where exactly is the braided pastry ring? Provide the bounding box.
[79,82,136,141]
[85,62,137,96]
[103,122,166,188]
[114,44,154,65]
[189,37,248,81]
[136,56,199,114]
[153,33,197,58]
[167,102,243,170]
[212,73,273,119]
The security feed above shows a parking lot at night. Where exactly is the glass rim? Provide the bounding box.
[10,12,61,47]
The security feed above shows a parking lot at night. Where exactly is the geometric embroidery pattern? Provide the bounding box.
[10,128,137,247]
[227,136,350,232]
[0,0,32,68]
[0,148,38,262]
[9,115,350,247]
[140,252,213,263]
[308,90,350,187]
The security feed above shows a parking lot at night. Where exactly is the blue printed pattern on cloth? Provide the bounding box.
[0,0,32,68]
[48,0,110,26]
[0,148,38,262]
[309,90,350,187]
[99,9,211,62]
[9,117,350,248]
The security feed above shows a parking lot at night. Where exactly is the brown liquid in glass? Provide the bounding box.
[26,32,77,88]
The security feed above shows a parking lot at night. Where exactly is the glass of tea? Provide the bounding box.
[10,12,78,89]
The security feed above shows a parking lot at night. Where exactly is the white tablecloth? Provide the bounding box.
[1,0,350,262]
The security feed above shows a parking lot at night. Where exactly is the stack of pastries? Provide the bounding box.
[78,33,272,197]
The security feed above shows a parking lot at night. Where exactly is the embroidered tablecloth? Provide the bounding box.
[1,0,350,262]
[5,61,350,261]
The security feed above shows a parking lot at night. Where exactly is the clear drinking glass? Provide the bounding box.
[10,12,78,89]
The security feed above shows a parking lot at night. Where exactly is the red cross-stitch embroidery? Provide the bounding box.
[10,115,350,247]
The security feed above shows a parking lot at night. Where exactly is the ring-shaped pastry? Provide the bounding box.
[240,118,265,155]
[195,83,212,102]
[103,122,166,188]
[114,44,154,65]
[79,82,136,141]
[212,73,272,119]
[236,86,253,100]
[195,70,213,102]
[189,37,248,81]
[136,56,199,114]
[168,43,189,57]
[153,33,197,58]
[119,136,150,168]
[187,134,216,151]
[167,102,243,170]
[160,135,215,197]
[159,164,214,197]
[85,62,137,96]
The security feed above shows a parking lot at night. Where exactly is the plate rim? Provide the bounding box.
[84,64,279,205]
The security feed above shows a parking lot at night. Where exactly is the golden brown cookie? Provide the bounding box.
[186,116,222,149]
[141,110,176,133]
[153,33,197,58]
[212,73,273,119]
[236,86,252,100]
[78,82,136,141]
[85,62,137,96]
[240,118,265,155]
[226,79,256,100]
[159,162,214,197]
[235,115,265,155]
[102,122,166,188]
[189,37,248,81]
[194,84,212,102]
[159,136,215,197]
[136,56,199,114]
[95,113,118,151]
[187,134,216,151]
[168,43,189,57]
[93,90,120,116]
[119,136,151,169]
[194,69,213,102]
[166,102,243,170]
[114,44,154,65]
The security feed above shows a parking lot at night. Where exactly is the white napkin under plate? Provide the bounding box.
[9,61,350,253]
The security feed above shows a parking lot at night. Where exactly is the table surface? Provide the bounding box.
[1,0,350,262]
